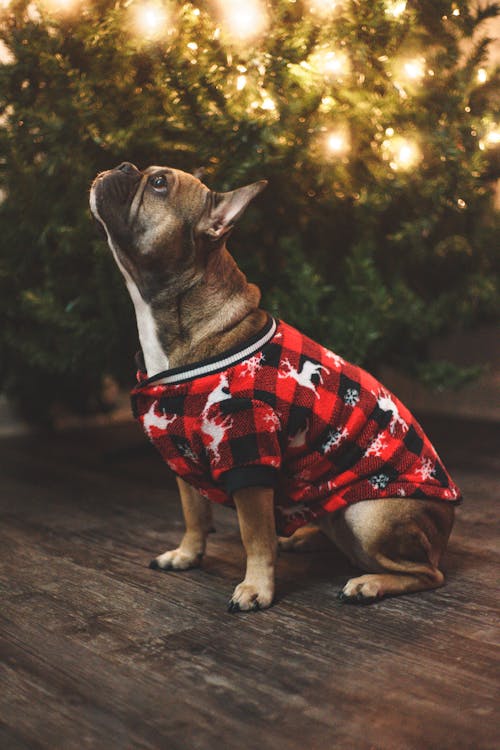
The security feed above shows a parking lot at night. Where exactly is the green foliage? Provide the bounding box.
[0,0,498,422]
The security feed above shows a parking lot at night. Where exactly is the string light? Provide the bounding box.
[39,0,79,13]
[261,95,276,111]
[217,0,268,42]
[130,1,171,40]
[477,68,488,84]
[236,74,247,91]
[325,129,349,156]
[382,134,421,170]
[0,40,14,64]
[306,0,340,17]
[310,48,350,81]
[385,1,406,17]
[402,58,425,81]
[479,125,500,150]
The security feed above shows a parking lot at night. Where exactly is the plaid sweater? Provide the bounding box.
[131,316,461,536]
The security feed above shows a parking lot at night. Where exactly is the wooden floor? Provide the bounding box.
[0,414,498,750]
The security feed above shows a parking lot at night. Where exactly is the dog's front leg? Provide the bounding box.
[149,477,213,571]
[228,486,277,612]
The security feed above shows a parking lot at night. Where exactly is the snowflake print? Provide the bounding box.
[343,387,360,407]
[322,426,349,454]
[415,457,436,481]
[240,352,264,377]
[369,473,390,490]
[364,433,388,458]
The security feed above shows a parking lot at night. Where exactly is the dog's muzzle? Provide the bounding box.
[91,162,143,223]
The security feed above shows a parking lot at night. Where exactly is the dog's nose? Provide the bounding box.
[116,162,140,175]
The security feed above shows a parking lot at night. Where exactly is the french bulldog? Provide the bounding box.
[90,162,460,612]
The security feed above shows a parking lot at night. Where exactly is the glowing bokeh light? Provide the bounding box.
[131,1,171,40]
[385,1,406,17]
[382,135,421,170]
[40,0,79,13]
[326,130,349,155]
[236,74,247,91]
[218,0,268,41]
[311,48,350,80]
[403,58,425,81]
[307,0,340,17]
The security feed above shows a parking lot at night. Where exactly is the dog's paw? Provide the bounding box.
[227,582,274,613]
[149,548,203,572]
[337,575,383,605]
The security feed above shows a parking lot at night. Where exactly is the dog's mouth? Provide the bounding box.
[90,163,144,234]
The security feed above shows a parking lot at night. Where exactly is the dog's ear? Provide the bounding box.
[197,180,267,242]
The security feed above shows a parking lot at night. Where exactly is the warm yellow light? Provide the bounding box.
[326,130,349,155]
[452,7,460,16]
[319,96,336,112]
[385,1,406,17]
[383,135,421,170]
[261,96,276,111]
[131,2,171,40]
[236,74,247,91]
[477,68,488,84]
[218,0,268,41]
[403,58,425,80]
[393,141,420,170]
[0,40,14,64]
[486,129,500,145]
[311,48,350,80]
[40,0,78,12]
[307,0,340,16]
[385,127,395,136]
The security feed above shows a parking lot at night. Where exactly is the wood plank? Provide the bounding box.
[0,418,498,750]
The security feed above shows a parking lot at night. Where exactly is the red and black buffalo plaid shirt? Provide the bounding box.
[131,316,461,536]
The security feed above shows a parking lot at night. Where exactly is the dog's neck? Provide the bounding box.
[130,245,266,376]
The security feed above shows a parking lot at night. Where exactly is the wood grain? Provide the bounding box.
[0,415,498,750]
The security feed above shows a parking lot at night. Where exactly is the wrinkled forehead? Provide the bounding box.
[143,165,209,214]
[144,165,206,188]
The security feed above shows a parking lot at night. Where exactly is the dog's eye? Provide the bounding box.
[149,174,168,191]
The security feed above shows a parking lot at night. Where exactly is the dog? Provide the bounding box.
[90,162,460,612]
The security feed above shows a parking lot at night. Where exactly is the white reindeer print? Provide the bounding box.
[278,358,329,398]
[203,373,232,417]
[201,413,233,464]
[143,402,177,439]
[288,419,310,448]
[373,389,409,435]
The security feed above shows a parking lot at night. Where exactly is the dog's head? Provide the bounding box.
[90,162,267,295]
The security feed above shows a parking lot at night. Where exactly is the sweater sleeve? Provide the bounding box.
[200,398,282,495]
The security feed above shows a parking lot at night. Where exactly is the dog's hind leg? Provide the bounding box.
[278,525,324,553]
[319,497,454,603]
[149,477,213,571]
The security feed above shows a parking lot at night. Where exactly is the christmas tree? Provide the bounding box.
[0,0,498,423]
